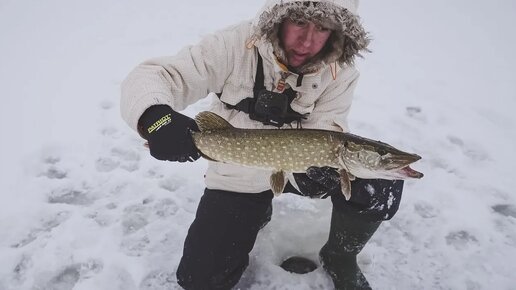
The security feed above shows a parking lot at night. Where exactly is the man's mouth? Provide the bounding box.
[288,52,310,67]
[292,51,309,59]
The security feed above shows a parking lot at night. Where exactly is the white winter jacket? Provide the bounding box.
[121,0,368,193]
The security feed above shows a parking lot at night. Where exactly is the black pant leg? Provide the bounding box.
[177,188,273,290]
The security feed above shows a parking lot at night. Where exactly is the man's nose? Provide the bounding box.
[299,27,315,48]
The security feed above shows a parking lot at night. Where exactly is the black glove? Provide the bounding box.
[138,105,201,162]
[291,167,342,198]
[293,167,404,220]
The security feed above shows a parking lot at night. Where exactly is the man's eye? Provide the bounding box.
[294,20,307,26]
[316,25,330,32]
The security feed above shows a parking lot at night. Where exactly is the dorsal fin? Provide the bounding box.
[194,111,234,131]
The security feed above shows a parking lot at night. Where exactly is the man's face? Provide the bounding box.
[280,18,332,69]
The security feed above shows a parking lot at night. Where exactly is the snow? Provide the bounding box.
[1,0,515,289]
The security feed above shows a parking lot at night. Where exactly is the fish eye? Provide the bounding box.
[377,148,388,156]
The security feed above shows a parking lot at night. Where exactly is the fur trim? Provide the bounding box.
[254,1,370,73]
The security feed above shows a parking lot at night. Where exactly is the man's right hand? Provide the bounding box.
[138,105,201,162]
[292,166,342,198]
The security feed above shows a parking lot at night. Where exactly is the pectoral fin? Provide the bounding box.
[270,170,286,196]
[339,169,352,201]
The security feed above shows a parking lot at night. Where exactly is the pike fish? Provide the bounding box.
[191,111,423,200]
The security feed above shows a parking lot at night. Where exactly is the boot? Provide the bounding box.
[319,207,381,290]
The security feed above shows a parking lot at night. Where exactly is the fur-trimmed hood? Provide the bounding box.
[252,0,370,73]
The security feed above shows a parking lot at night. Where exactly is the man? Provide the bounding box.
[121,0,404,289]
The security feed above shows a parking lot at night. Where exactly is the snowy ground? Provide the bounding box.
[1,0,515,289]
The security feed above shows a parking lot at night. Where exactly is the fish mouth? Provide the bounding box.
[384,153,423,178]
[396,165,424,179]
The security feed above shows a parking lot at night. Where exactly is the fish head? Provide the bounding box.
[339,137,424,180]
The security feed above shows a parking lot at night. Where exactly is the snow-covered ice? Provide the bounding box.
[1,0,515,289]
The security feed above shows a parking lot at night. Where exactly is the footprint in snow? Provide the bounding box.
[101,126,119,137]
[406,106,427,123]
[43,155,60,165]
[39,167,68,179]
[38,260,103,290]
[122,204,149,235]
[95,147,141,173]
[121,235,151,257]
[120,204,150,257]
[13,255,32,283]
[85,209,116,227]
[414,202,439,219]
[38,155,68,179]
[48,186,95,206]
[120,197,179,235]
[153,198,179,218]
[447,135,489,162]
[492,204,516,246]
[112,147,140,171]
[119,198,180,256]
[492,204,516,219]
[139,270,177,290]
[11,211,71,248]
[445,230,478,250]
[159,177,184,193]
[95,156,120,172]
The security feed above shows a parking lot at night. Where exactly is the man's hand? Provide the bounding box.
[138,105,201,162]
[294,166,405,220]
[292,166,341,198]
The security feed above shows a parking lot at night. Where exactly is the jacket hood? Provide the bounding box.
[252,0,370,73]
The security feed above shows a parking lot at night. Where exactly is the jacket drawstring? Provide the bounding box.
[330,62,338,80]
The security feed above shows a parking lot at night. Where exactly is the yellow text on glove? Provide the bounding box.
[148,114,172,134]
